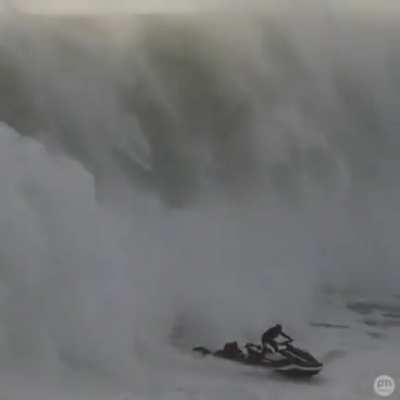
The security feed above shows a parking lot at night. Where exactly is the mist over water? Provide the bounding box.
[0,6,399,381]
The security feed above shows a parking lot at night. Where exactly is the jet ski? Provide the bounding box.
[244,341,323,377]
[193,338,323,378]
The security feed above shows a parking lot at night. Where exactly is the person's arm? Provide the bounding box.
[281,332,293,342]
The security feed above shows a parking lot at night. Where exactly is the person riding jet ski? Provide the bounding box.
[193,325,323,377]
[261,324,293,353]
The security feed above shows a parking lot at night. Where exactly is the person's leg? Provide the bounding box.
[263,340,278,353]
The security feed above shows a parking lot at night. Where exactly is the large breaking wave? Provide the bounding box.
[0,7,399,379]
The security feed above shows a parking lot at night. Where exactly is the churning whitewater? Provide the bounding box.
[0,5,399,400]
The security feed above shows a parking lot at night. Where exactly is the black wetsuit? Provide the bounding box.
[261,325,292,352]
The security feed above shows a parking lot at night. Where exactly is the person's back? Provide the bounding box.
[262,324,282,343]
[261,324,292,353]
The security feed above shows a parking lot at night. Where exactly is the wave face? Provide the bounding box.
[0,9,399,377]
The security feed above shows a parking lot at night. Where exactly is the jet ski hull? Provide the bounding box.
[270,344,323,376]
[193,344,323,378]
